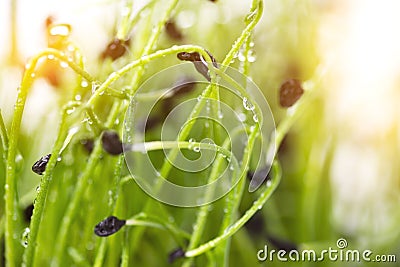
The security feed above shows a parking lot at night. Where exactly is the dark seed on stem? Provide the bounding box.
[177,50,218,81]
[101,131,124,155]
[94,216,126,237]
[101,38,130,61]
[177,51,198,62]
[32,154,51,175]
[165,20,183,40]
[168,247,185,263]
[279,79,304,107]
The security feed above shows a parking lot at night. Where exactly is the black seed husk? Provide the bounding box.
[101,38,130,61]
[32,154,51,175]
[94,216,126,237]
[168,247,185,263]
[176,50,218,81]
[279,79,304,107]
[101,131,123,155]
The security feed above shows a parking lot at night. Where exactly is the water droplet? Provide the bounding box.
[242,97,255,111]
[30,73,36,78]
[81,80,89,88]
[36,186,40,192]
[188,138,195,143]
[238,48,246,62]
[67,44,75,52]
[59,61,68,68]
[66,107,76,115]
[218,111,224,119]
[47,54,55,60]
[49,24,71,37]
[197,95,202,101]
[245,10,257,24]
[237,113,246,122]
[74,94,82,101]
[15,154,24,172]
[91,82,99,93]
[248,50,256,63]
[193,146,200,152]
[67,56,73,62]
[252,114,259,122]
[266,180,272,187]
[21,228,30,248]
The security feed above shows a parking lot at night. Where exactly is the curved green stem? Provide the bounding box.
[0,110,8,164]
[182,135,237,267]
[7,49,88,266]
[22,101,81,267]
[52,101,122,266]
[117,0,158,41]
[185,160,282,258]
[215,126,259,267]
[127,213,191,241]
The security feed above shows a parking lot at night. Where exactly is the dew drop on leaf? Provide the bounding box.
[21,228,30,248]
